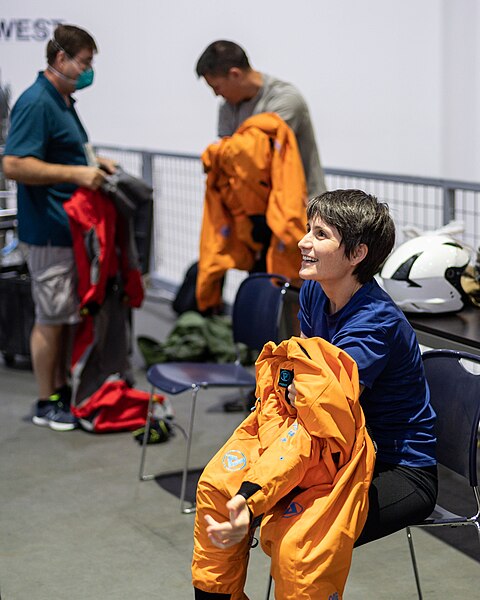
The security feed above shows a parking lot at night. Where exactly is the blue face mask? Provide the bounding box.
[75,68,94,90]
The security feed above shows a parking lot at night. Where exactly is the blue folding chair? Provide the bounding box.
[406,349,480,599]
[138,273,291,513]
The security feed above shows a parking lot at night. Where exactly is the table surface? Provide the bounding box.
[408,305,480,351]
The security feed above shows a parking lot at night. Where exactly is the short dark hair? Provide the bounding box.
[47,24,97,65]
[307,189,396,283]
[195,40,250,77]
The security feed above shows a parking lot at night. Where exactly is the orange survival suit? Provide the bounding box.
[196,113,307,312]
[192,336,376,599]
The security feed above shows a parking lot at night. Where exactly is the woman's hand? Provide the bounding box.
[204,494,250,549]
[287,381,297,407]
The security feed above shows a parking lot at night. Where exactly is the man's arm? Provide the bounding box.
[263,92,306,133]
[2,155,106,190]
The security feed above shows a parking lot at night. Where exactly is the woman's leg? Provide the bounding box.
[355,461,437,547]
[262,481,369,600]
[192,479,252,599]
[194,590,231,599]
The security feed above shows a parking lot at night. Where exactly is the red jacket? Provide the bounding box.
[64,188,144,369]
[64,188,144,312]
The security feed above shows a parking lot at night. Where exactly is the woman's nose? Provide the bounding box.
[298,232,309,249]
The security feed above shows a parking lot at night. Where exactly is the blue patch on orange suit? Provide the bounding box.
[282,501,304,518]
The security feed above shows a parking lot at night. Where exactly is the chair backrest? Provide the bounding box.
[422,349,480,487]
[232,273,289,351]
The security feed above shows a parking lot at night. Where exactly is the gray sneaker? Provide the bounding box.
[32,399,55,426]
[32,397,77,431]
[47,400,77,432]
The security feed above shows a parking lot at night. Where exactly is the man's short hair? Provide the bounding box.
[47,24,97,65]
[307,189,396,283]
[196,40,250,77]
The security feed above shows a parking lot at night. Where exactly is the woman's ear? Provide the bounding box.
[352,243,368,265]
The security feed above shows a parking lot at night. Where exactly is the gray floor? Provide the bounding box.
[0,296,479,599]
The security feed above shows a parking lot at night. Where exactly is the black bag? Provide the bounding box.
[0,269,34,366]
[172,262,199,315]
[101,167,154,274]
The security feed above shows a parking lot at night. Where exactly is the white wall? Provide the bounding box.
[1,0,478,182]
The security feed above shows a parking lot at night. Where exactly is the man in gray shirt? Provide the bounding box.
[196,40,326,198]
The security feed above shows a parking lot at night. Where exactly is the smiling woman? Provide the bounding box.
[297,189,438,548]
[298,190,392,314]
[298,216,365,313]
[190,189,438,599]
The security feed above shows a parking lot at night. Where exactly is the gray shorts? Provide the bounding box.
[23,244,80,326]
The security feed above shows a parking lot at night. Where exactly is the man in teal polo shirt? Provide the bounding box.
[3,24,116,431]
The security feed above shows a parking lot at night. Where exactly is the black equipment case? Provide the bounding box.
[0,269,34,366]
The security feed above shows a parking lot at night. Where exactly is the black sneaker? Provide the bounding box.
[32,395,77,431]
[47,399,77,432]
[53,383,72,405]
[32,399,55,427]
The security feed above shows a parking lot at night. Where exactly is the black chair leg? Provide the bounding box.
[474,487,480,545]
[265,573,273,600]
[406,527,423,600]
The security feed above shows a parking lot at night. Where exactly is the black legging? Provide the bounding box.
[194,590,230,599]
[355,460,438,547]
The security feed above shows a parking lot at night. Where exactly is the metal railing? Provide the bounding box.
[3,145,480,302]
[93,146,480,302]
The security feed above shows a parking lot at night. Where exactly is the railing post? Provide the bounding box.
[140,151,155,275]
[443,184,455,225]
[141,151,154,189]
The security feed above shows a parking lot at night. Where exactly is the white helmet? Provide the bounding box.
[380,234,470,313]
